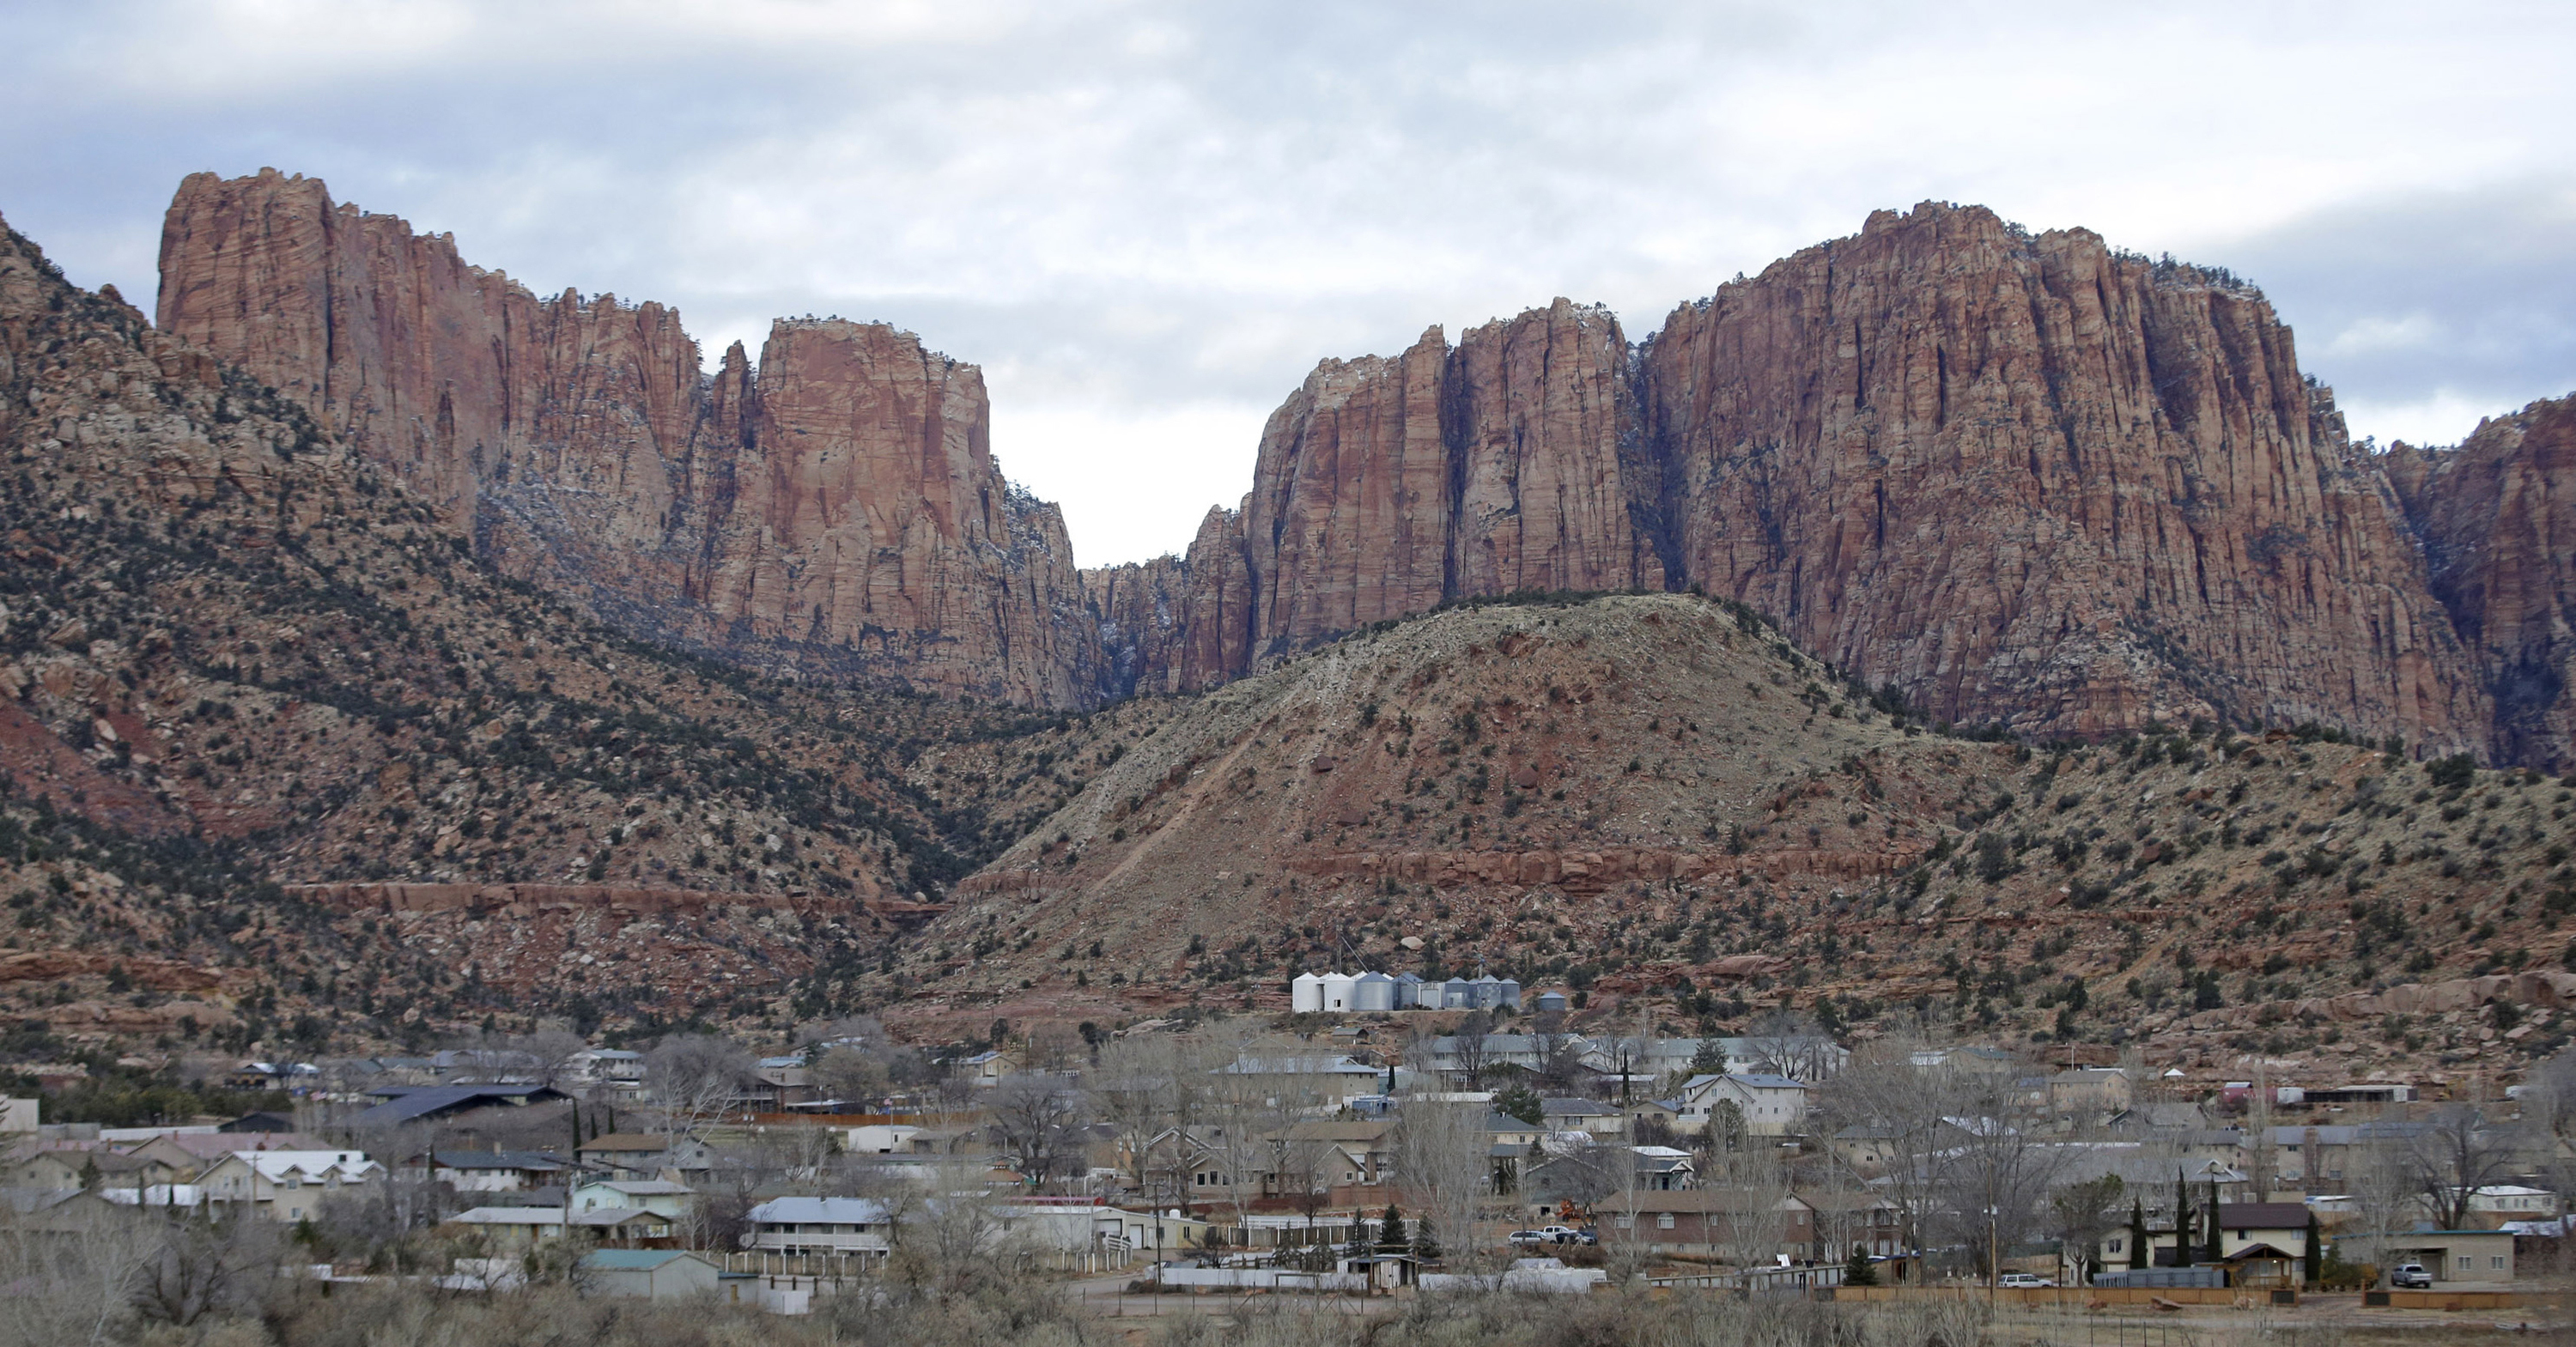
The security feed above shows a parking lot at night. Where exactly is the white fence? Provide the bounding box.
[1156,1267,1370,1292]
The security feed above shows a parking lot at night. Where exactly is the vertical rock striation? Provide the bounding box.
[1641,203,2485,750]
[1107,204,2489,754]
[155,169,1099,706]
[2387,397,2576,768]
[1094,300,1666,692]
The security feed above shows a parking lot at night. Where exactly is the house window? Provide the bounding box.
[1657,1213,1675,1230]
[2458,1255,2474,1270]
[2493,1256,2507,1270]
[1615,1214,1634,1229]
[2108,1239,2123,1253]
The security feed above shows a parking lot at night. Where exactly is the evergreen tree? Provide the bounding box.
[2202,1179,2223,1264]
[1412,1214,1441,1262]
[2172,1172,2192,1266]
[1845,1243,1880,1286]
[1379,1205,1407,1252]
[2302,1214,2323,1287]
[2129,1198,2149,1270]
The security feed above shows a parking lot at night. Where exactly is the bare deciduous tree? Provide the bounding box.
[646,1034,756,1138]
[1396,1100,1493,1274]
[987,1072,1090,1190]
[2406,1104,2517,1231]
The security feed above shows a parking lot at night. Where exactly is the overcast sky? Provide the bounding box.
[5,1,2571,565]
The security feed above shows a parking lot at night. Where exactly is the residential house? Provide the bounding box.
[1801,1190,1904,1262]
[2338,1228,2516,1283]
[1261,1119,1396,1197]
[1829,1124,1903,1176]
[567,1049,649,1101]
[2045,1068,2134,1116]
[1540,1098,1624,1138]
[742,1196,892,1254]
[218,1111,297,1133]
[1678,1074,1810,1137]
[571,1206,677,1247]
[961,1048,1022,1089]
[845,1124,928,1155]
[350,1083,570,1130]
[1600,1189,1817,1262]
[422,1150,568,1192]
[580,1248,726,1300]
[2114,1200,2314,1272]
[199,1150,382,1223]
[1215,1054,1388,1109]
[2466,1185,2559,1222]
[577,1132,714,1181]
[572,1178,696,1219]
[444,1205,569,1250]
[743,1056,815,1110]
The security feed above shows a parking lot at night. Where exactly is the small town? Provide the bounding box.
[3,979,2571,1344]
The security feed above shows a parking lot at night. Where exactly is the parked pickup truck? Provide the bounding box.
[1509,1226,1594,1247]
[2391,1263,2433,1289]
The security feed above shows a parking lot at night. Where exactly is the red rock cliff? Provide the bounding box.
[1101,300,1666,691]
[1643,202,2486,749]
[1114,204,2489,751]
[2386,397,2576,768]
[156,169,1102,707]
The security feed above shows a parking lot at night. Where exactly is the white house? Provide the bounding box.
[572,1178,696,1219]
[1677,1074,1810,1137]
[743,1196,891,1253]
[198,1150,382,1223]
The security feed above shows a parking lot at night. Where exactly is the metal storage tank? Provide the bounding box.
[1534,990,1569,1012]
[1441,978,1474,1009]
[1352,972,1396,1012]
[1467,975,1505,1009]
[1319,973,1358,1012]
[1496,978,1523,1010]
[1393,974,1425,1009]
[1291,972,1326,1014]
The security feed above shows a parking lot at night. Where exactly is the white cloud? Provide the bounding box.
[2,0,2572,562]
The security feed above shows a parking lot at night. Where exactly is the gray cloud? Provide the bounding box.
[3,0,2570,560]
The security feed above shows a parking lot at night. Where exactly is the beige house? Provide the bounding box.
[2045,1068,2133,1115]
[1679,1074,1810,1137]
[198,1150,381,1223]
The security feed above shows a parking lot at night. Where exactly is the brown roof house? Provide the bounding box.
[1600,1189,1816,1263]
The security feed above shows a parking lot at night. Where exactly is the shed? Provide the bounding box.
[580,1248,725,1300]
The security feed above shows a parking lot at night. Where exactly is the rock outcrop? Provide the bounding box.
[1098,300,1668,691]
[1642,203,2486,750]
[156,169,1101,706]
[1109,204,2489,754]
[2387,397,2576,768]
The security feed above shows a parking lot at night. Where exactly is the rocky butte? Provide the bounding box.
[155,168,1103,707]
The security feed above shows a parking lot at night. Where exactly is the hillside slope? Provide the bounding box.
[0,210,1153,1051]
[913,592,2576,1083]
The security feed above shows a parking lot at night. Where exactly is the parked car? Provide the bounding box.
[2391,1264,2433,1289]
[1507,1230,1550,1247]
[1996,1272,2057,1289]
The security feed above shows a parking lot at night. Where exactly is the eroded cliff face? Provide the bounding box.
[2387,397,2576,768]
[1643,203,2488,750]
[1096,300,1666,692]
[1101,208,2488,752]
[156,169,1100,707]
